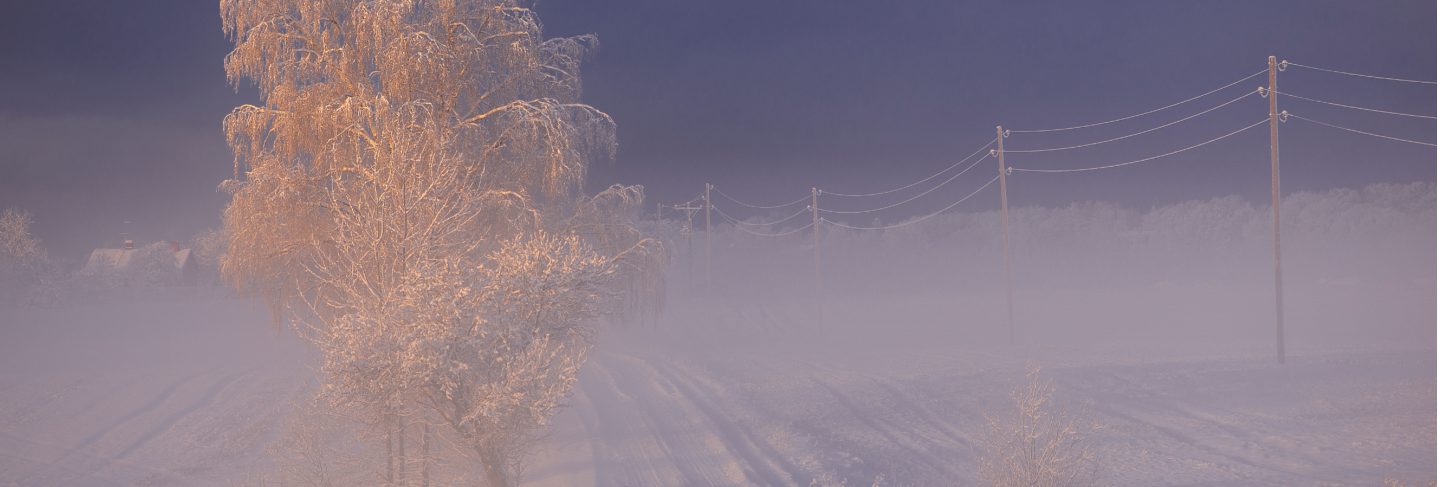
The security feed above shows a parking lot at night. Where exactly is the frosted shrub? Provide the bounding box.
[126,242,183,287]
[979,369,1100,487]
[190,227,228,288]
[0,208,56,306]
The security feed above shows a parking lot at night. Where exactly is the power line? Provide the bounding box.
[710,186,810,209]
[1009,67,1268,133]
[823,138,996,198]
[1010,118,1269,174]
[1006,90,1257,153]
[712,203,811,227]
[713,208,817,237]
[661,194,703,212]
[823,175,1000,231]
[1286,112,1437,148]
[1273,89,1437,120]
[820,150,990,215]
[1284,61,1437,85]
[679,61,1433,225]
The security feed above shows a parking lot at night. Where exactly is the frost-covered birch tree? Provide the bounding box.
[218,1,660,484]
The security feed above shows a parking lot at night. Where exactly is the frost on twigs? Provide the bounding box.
[565,184,669,327]
[978,368,1101,487]
[0,208,56,306]
[217,1,662,484]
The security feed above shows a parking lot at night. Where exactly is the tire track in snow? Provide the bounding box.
[576,357,685,486]
[0,431,192,486]
[587,357,708,486]
[597,353,749,487]
[14,369,214,485]
[802,359,981,455]
[561,376,604,485]
[1098,371,1261,439]
[766,358,980,483]
[60,379,143,424]
[1093,368,1381,478]
[806,377,957,480]
[0,448,129,487]
[1088,400,1261,481]
[112,368,257,460]
[1075,369,1326,484]
[865,378,977,453]
[640,354,815,486]
[69,370,212,452]
[0,378,136,481]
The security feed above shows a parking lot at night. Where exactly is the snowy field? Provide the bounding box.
[0,292,1432,486]
[0,184,1434,486]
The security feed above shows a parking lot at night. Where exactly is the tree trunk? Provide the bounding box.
[421,424,430,487]
[268,295,285,334]
[386,415,394,484]
[477,447,508,487]
[398,416,407,484]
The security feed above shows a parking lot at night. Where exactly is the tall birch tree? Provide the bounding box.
[218,1,659,484]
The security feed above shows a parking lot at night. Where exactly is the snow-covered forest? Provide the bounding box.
[0,0,1434,486]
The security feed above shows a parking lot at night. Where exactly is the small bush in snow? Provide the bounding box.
[0,208,59,306]
[979,369,1100,487]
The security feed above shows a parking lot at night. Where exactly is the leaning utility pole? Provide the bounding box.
[812,187,823,328]
[996,125,1015,345]
[1268,55,1286,365]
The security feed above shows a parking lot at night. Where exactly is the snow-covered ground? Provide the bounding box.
[0,291,1432,486]
[0,184,1433,485]
[0,297,311,486]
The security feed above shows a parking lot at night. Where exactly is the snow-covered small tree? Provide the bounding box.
[979,369,1100,487]
[218,1,661,484]
[189,227,229,287]
[0,208,51,305]
[0,209,43,265]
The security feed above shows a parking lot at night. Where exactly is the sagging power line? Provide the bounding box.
[1008,68,1269,133]
[1283,61,1438,85]
[1286,112,1438,147]
[1273,89,1437,119]
[657,56,1434,365]
[1005,90,1259,154]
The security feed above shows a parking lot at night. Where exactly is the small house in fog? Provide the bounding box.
[82,241,198,285]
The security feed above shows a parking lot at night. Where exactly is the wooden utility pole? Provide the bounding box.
[997,125,1015,345]
[812,187,823,328]
[704,183,713,292]
[674,202,702,290]
[1268,55,1286,365]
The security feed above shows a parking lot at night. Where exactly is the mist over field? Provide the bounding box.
[0,0,1435,486]
[689,182,1435,355]
[1,180,1433,485]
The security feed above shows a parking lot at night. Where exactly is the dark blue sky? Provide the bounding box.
[0,1,1434,258]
